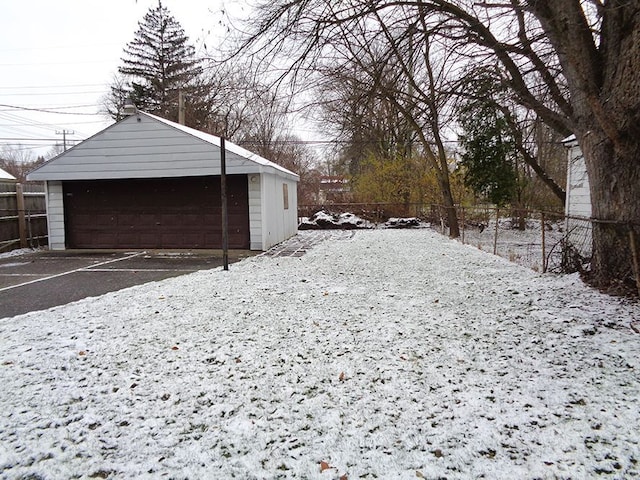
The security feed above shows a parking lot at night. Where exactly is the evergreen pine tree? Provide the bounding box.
[107,1,207,125]
[457,81,519,207]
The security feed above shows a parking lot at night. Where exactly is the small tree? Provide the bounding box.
[458,97,518,208]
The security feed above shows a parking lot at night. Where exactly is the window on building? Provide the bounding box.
[283,183,289,210]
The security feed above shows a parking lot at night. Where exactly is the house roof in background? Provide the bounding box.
[0,166,17,181]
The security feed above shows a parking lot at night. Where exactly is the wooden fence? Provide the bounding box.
[0,182,47,253]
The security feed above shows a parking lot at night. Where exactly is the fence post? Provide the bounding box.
[493,208,499,255]
[16,183,27,248]
[629,226,640,297]
[541,211,547,273]
[460,206,465,244]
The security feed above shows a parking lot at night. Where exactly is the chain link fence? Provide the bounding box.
[299,203,640,296]
[299,203,596,274]
[427,205,593,274]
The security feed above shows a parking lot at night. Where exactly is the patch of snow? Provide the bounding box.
[0,248,43,260]
[452,220,567,272]
[1,230,639,479]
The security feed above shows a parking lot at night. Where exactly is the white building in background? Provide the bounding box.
[0,166,16,183]
[562,135,592,259]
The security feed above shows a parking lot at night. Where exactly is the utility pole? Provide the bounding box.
[56,130,74,151]
[220,137,229,271]
[178,90,186,125]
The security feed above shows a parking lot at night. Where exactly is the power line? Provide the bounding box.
[0,60,116,68]
[0,83,106,90]
[0,104,99,112]
[0,111,91,138]
[0,104,101,115]
[0,90,106,97]
[0,137,63,142]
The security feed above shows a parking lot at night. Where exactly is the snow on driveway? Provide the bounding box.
[1,230,639,479]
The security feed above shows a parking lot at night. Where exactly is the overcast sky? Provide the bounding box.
[0,0,239,159]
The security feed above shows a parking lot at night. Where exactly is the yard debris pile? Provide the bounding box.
[383,217,423,228]
[299,210,425,230]
[1,230,639,479]
[298,210,374,230]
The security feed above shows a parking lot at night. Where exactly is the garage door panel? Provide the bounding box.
[159,213,183,226]
[91,214,116,227]
[134,233,156,246]
[137,215,159,227]
[182,214,202,226]
[64,176,250,249]
[118,214,138,226]
[117,233,140,246]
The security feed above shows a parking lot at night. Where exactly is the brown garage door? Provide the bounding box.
[63,176,250,249]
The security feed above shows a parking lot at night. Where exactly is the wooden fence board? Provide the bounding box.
[0,183,47,252]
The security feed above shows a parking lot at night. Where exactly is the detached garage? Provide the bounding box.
[27,111,299,251]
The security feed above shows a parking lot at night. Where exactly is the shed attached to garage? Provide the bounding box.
[27,111,299,251]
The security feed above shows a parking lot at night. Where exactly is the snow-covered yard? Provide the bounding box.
[1,230,639,479]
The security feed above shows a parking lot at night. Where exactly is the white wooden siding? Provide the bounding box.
[565,143,592,219]
[282,178,298,240]
[28,113,298,182]
[259,173,299,250]
[45,181,65,250]
[248,175,263,250]
[563,137,593,258]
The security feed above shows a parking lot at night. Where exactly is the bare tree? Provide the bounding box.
[241,3,464,235]
[0,145,45,183]
[238,0,640,290]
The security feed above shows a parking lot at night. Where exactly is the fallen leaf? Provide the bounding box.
[339,475,348,480]
[171,346,179,350]
[339,372,345,382]
[78,351,86,356]
[320,461,331,472]
[416,471,425,479]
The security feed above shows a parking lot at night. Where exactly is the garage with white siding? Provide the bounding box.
[27,111,299,251]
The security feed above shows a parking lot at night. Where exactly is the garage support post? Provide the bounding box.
[221,137,229,270]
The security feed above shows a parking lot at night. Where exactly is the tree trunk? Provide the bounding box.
[527,0,640,291]
[436,171,460,238]
[581,128,640,291]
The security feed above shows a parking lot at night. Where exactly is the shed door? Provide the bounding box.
[63,176,250,249]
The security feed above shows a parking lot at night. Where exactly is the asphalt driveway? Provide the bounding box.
[0,249,254,319]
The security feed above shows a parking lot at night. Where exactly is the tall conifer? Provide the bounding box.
[109,1,205,124]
